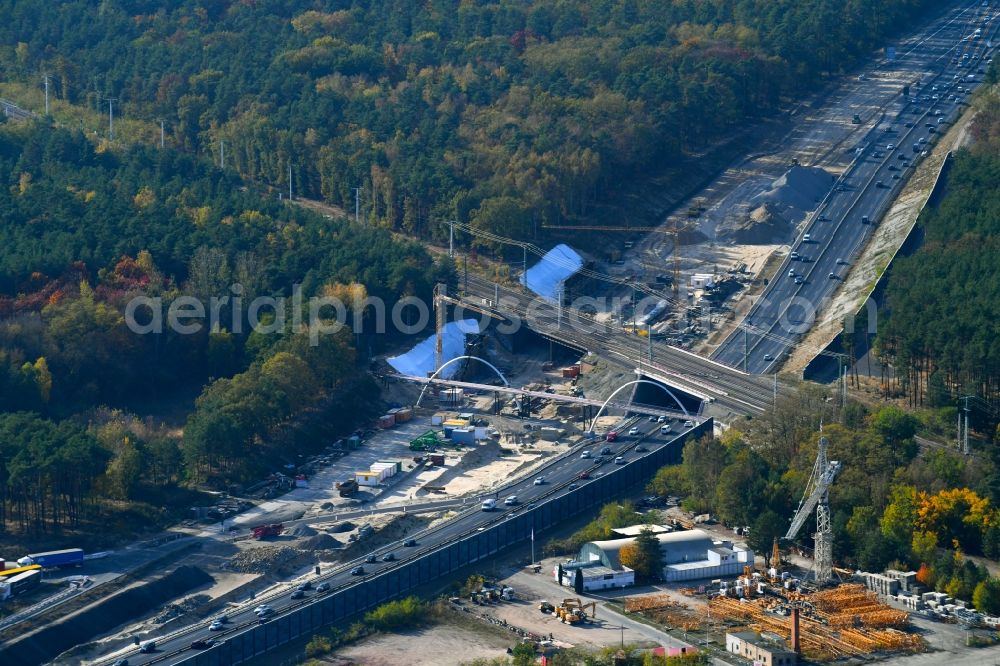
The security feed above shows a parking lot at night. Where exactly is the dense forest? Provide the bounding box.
[0,0,939,242]
[644,389,1000,612]
[876,64,1000,421]
[0,120,448,535]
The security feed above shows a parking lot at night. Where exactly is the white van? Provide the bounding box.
[481,498,496,511]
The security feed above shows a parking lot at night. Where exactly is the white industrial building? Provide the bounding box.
[576,528,753,582]
[553,563,635,591]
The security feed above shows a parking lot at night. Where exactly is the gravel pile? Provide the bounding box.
[302,534,340,550]
[229,546,300,574]
[330,521,355,533]
[152,594,210,624]
[286,524,317,537]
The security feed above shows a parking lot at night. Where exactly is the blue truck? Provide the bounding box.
[18,548,84,568]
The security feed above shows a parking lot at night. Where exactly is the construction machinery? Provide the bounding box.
[251,523,284,539]
[784,436,841,583]
[563,598,596,623]
[538,600,555,614]
[336,479,359,497]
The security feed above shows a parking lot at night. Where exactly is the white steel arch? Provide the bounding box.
[415,355,510,407]
[592,379,690,423]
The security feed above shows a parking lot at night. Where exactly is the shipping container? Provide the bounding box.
[355,471,381,487]
[348,435,362,449]
[442,419,468,428]
[429,454,445,466]
[562,366,580,378]
[376,460,403,474]
[431,413,446,426]
[451,428,476,445]
[394,408,413,423]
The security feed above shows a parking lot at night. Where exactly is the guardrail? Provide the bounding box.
[158,420,712,666]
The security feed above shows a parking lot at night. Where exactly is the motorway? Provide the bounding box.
[96,416,704,666]
[460,273,775,415]
[713,0,999,374]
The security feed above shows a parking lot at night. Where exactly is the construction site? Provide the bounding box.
[620,574,926,663]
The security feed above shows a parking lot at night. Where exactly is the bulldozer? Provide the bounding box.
[538,600,555,614]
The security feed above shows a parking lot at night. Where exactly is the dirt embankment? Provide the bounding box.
[783,104,979,376]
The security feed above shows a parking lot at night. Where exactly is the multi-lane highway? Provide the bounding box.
[459,274,774,414]
[713,0,998,374]
[96,416,703,666]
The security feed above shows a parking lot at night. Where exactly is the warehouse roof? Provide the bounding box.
[578,529,718,569]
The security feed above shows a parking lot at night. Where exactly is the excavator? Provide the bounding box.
[558,598,597,624]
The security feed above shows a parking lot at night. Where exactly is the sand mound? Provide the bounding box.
[286,524,317,537]
[751,165,833,214]
[302,534,341,550]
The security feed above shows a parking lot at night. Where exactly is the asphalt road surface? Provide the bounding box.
[713,0,998,374]
[461,274,774,415]
[96,417,702,666]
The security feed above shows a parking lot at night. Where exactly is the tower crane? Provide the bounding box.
[784,436,841,583]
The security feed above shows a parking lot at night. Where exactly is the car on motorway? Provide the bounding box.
[600,446,612,455]
[578,471,591,480]
[614,456,625,464]
[683,420,695,428]
[636,445,649,452]
[351,566,365,575]
[886,143,895,151]
[404,538,418,547]
[876,180,885,188]
[763,354,774,361]
[628,426,640,436]
[580,450,591,459]
[657,415,666,423]
[567,482,578,490]
[317,582,331,593]
[253,605,273,616]
[215,614,229,623]
[533,477,545,485]
[139,641,156,653]
[928,126,936,134]
[298,581,312,591]
[382,552,396,562]
[291,589,305,599]
[210,620,225,631]
[191,639,215,650]
[365,554,377,563]
[892,173,901,180]
[794,276,804,285]
[790,251,799,260]
[829,272,838,279]
[648,415,657,422]
[803,233,812,242]
[659,425,671,434]
[113,660,129,666]
[788,268,796,277]
[862,215,870,224]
